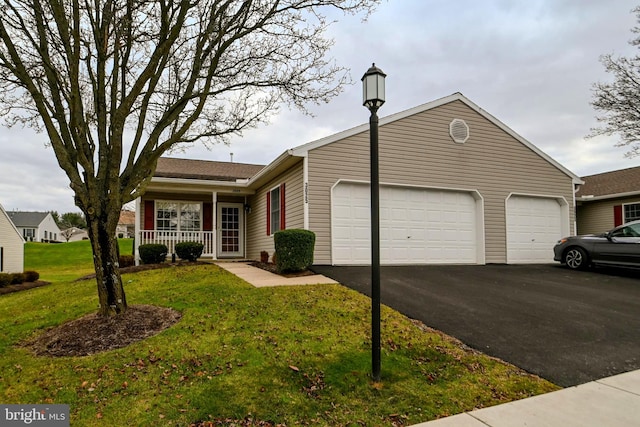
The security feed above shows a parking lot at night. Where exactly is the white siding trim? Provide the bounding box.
[134,197,141,264]
[303,155,309,230]
[212,192,218,260]
[578,190,640,202]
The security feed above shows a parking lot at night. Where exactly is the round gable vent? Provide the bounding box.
[450,119,470,144]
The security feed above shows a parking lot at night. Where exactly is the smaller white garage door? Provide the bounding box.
[332,182,480,265]
[506,195,566,264]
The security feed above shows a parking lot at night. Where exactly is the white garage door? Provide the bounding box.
[506,196,563,264]
[332,182,478,265]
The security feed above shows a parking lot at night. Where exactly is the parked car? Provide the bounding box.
[553,220,640,270]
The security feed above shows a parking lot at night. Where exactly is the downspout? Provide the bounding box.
[573,182,581,236]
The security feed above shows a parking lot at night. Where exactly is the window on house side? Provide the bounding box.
[624,203,640,223]
[270,187,281,234]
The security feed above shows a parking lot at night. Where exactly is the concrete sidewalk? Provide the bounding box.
[412,369,640,427]
[214,262,338,287]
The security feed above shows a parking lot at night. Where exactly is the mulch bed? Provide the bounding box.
[0,280,50,295]
[13,261,310,358]
[21,304,182,357]
[250,262,315,278]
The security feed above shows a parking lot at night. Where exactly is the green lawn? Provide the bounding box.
[0,242,559,426]
[24,239,133,282]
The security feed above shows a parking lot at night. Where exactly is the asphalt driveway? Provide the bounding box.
[310,264,640,387]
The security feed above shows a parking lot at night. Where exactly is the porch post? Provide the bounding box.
[211,192,217,260]
[134,197,141,265]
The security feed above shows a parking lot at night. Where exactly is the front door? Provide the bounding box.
[217,203,244,257]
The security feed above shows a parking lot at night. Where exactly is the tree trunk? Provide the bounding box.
[86,210,127,316]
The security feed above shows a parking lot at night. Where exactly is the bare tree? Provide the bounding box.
[590,6,640,158]
[0,0,377,316]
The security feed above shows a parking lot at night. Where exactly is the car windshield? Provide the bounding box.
[610,223,640,238]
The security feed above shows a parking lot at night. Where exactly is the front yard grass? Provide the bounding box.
[0,247,559,426]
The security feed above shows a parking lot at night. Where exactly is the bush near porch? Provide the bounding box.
[274,229,316,273]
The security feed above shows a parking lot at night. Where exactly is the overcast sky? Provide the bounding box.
[1,0,639,215]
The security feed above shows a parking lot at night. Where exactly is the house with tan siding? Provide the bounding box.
[576,166,640,235]
[0,202,24,273]
[135,93,582,265]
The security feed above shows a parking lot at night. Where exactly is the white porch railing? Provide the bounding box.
[138,230,216,257]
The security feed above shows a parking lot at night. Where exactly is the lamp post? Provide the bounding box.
[362,63,386,382]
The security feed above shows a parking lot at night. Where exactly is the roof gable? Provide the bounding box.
[289,92,581,184]
[577,166,640,199]
[6,211,50,227]
[0,203,24,241]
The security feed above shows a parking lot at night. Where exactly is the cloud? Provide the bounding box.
[1,0,639,213]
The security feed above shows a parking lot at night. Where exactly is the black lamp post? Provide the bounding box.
[362,63,386,382]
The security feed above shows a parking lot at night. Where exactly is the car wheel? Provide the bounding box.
[564,247,588,270]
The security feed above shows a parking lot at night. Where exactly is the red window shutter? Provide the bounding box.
[614,205,623,227]
[203,203,213,231]
[280,183,286,230]
[144,200,155,230]
[266,191,271,235]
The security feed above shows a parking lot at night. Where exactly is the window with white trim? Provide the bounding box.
[624,203,640,223]
[156,202,201,232]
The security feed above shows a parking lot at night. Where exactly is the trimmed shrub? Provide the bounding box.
[10,273,25,285]
[260,251,269,264]
[119,255,135,268]
[175,242,204,262]
[273,229,316,273]
[23,271,40,282]
[138,244,168,264]
[0,273,11,287]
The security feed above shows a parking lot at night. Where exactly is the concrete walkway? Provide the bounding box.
[214,262,338,287]
[412,369,640,427]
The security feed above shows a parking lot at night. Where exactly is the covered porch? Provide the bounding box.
[134,180,256,263]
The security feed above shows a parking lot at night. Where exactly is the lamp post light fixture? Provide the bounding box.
[362,63,386,382]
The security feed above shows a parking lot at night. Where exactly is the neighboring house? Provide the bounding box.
[135,92,582,265]
[117,210,136,238]
[7,211,62,243]
[61,227,89,242]
[576,166,640,235]
[0,202,24,273]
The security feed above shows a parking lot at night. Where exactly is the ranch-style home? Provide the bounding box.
[6,211,61,243]
[0,202,24,273]
[576,166,640,235]
[134,92,582,266]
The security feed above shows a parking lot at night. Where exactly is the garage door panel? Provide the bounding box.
[332,183,478,265]
[507,196,563,264]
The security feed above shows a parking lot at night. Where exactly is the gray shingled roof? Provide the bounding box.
[7,211,49,227]
[577,166,640,198]
[154,157,265,181]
